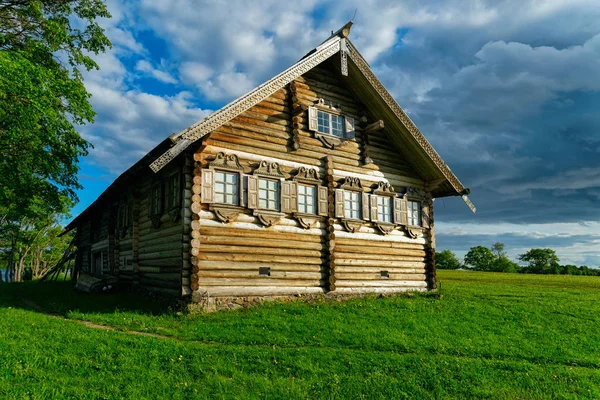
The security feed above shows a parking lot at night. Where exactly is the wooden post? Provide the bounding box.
[425,198,436,290]
[182,152,194,296]
[324,155,336,292]
[288,81,301,150]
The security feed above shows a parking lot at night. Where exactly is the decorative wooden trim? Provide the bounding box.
[341,220,362,233]
[372,181,395,195]
[150,36,343,172]
[293,166,320,183]
[211,206,243,223]
[340,176,362,190]
[294,215,318,229]
[253,160,284,178]
[207,152,243,171]
[374,222,395,235]
[254,210,283,227]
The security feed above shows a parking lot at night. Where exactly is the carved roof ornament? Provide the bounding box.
[254,160,284,178]
[208,152,243,170]
[294,166,320,182]
[340,176,362,190]
[373,181,395,195]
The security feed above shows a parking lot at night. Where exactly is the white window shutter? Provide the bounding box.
[362,191,369,221]
[317,186,328,216]
[308,106,318,131]
[370,194,378,222]
[201,170,214,204]
[247,175,258,209]
[344,116,355,139]
[335,189,344,218]
[239,173,246,207]
[281,181,297,213]
[421,201,431,228]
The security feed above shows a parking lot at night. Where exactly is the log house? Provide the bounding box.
[64,22,474,307]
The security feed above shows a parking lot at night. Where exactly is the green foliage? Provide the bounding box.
[464,245,495,271]
[0,0,111,218]
[436,249,461,270]
[519,248,560,274]
[1,272,600,398]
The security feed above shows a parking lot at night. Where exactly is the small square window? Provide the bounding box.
[167,173,180,209]
[377,196,392,223]
[317,110,345,138]
[259,179,279,210]
[298,184,316,214]
[344,191,361,220]
[407,200,422,226]
[214,171,239,205]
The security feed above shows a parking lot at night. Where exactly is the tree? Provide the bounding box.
[436,249,462,270]
[464,246,495,271]
[491,242,506,258]
[491,256,521,273]
[518,248,560,274]
[0,0,112,222]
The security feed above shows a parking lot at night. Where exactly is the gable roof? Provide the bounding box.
[148,22,474,210]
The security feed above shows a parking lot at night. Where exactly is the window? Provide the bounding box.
[344,191,361,219]
[214,171,239,205]
[166,173,180,209]
[297,184,316,214]
[259,179,279,210]
[150,183,162,215]
[407,200,422,226]
[376,196,392,223]
[317,110,345,138]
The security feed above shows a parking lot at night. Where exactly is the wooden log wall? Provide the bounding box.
[136,168,184,295]
[190,59,434,297]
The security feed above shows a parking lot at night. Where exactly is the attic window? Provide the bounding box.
[317,110,344,138]
[308,106,355,146]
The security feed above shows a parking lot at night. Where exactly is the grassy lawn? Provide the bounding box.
[1,271,599,399]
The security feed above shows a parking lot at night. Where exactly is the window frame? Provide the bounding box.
[297,183,317,215]
[376,195,393,223]
[257,177,280,211]
[343,190,362,220]
[317,109,346,138]
[407,199,422,227]
[213,169,241,207]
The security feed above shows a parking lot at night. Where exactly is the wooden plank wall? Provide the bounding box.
[190,60,433,297]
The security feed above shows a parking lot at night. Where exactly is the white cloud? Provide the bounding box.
[135,60,178,84]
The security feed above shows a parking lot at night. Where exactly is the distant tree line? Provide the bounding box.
[436,243,600,276]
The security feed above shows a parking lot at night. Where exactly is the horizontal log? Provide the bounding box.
[196,278,325,287]
[194,261,325,272]
[335,273,425,281]
[335,258,427,267]
[336,238,425,249]
[335,252,426,261]
[200,245,323,258]
[138,266,182,273]
[139,283,182,294]
[140,272,181,281]
[197,235,324,250]
[335,247,426,257]
[138,257,181,267]
[335,280,427,288]
[138,248,182,260]
[199,218,326,236]
[138,225,183,243]
[332,287,427,294]
[335,266,426,274]
[204,139,320,167]
[139,278,181,289]
[194,286,325,297]
[196,253,324,264]
[138,241,183,254]
[195,271,325,279]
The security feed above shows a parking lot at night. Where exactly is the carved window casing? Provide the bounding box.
[291,167,328,229]
[335,177,369,233]
[247,160,286,227]
[149,182,163,228]
[166,171,181,222]
[369,182,401,235]
[404,187,432,238]
[201,152,245,223]
[308,99,355,149]
[117,194,133,238]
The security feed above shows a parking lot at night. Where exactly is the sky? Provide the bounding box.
[72,0,600,267]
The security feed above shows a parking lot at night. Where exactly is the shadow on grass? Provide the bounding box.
[0,280,176,317]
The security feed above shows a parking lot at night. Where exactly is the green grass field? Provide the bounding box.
[1,271,599,399]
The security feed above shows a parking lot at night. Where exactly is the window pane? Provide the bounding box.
[344,191,361,219]
[215,171,238,205]
[298,184,316,214]
[331,114,344,138]
[317,110,330,134]
[377,196,392,223]
[259,179,279,210]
